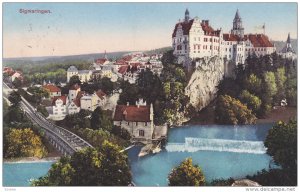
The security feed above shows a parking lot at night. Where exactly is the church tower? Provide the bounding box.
[185,8,190,22]
[231,9,244,38]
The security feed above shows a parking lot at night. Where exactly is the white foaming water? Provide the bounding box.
[166,137,267,154]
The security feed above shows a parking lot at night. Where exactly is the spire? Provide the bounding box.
[287,33,291,44]
[185,8,190,22]
[104,50,107,60]
[234,9,241,20]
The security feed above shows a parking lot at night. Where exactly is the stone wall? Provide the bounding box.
[185,56,227,111]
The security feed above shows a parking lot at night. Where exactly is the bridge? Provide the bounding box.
[3,83,94,156]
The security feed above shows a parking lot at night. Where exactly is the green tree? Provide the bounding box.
[175,67,186,82]
[4,128,47,158]
[239,90,262,114]
[262,71,277,99]
[163,82,171,99]
[168,158,205,186]
[33,141,132,186]
[274,67,287,103]
[215,95,257,125]
[8,91,22,106]
[68,75,81,87]
[91,107,113,131]
[264,120,297,170]
[244,74,262,95]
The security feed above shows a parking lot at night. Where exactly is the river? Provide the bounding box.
[3,123,275,186]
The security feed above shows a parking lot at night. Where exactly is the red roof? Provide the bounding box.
[172,19,219,38]
[70,84,80,90]
[113,105,150,122]
[118,66,128,75]
[245,34,274,47]
[223,33,240,41]
[43,84,61,93]
[95,58,108,65]
[52,95,67,105]
[73,99,81,107]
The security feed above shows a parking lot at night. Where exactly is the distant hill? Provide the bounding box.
[272,39,297,53]
[3,51,131,68]
[145,46,172,55]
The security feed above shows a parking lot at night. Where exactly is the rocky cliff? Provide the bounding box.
[185,56,226,111]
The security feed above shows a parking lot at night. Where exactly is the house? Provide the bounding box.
[68,84,81,102]
[67,66,78,82]
[279,33,297,60]
[80,89,107,111]
[67,66,92,83]
[113,101,154,144]
[67,99,81,114]
[42,84,61,98]
[51,95,68,120]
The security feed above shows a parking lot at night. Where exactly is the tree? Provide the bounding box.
[4,128,47,158]
[264,120,297,170]
[8,91,21,106]
[33,141,132,186]
[274,67,287,103]
[12,78,22,88]
[239,90,262,114]
[68,75,81,87]
[244,74,262,95]
[168,158,205,186]
[262,71,277,99]
[90,107,112,131]
[215,95,257,125]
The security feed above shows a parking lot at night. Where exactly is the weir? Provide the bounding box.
[166,137,267,154]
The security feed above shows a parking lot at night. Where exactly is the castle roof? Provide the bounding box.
[223,33,274,47]
[172,19,220,38]
[113,105,150,122]
[245,34,274,47]
[234,9,241,20]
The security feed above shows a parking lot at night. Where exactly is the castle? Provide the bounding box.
[172,9,276,66]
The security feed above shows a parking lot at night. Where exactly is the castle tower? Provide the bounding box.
[185,8,190,22]
[231,9,244,38]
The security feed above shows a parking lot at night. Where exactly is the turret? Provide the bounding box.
[185,8,190,22]
[231,9,244,39]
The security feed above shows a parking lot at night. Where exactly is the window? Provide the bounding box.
[145,122,148,126]
[127,122,130,125]
[210,45,212,50]
[139,130,145,137]
[119,121,121,125]
[136,122,138,126]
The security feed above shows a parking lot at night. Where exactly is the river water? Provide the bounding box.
[3,123,275,186]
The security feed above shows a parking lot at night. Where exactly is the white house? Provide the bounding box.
[67,100,81,114]
[67,66,78,82]
[113,101,154,144]
[80,90,107,111]
[68,84,81,102]
[51,95,68,121]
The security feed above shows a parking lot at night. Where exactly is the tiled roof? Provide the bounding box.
[223,33,240,41]
[52,95,67,105]
[118,66,128,75]
[172,19,219,38]
[43,84,61,93]
[245,34,274,47]
[113,105,150,122]
[95,58,108,65]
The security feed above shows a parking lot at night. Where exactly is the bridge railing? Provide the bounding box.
[21,97,94,149]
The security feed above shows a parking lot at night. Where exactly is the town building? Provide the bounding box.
[68,84,81,102]
[51,95,68,120]
[113,101,154,144]
[42,84,61,98]
[279,33,297,60]
[67,66,92,83]
[80,90,107,111]
[172,9,276,66]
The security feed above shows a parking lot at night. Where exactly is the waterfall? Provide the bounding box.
[166,137,267,154]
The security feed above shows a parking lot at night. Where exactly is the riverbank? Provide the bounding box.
[4,150,61,163]
[4,156,60,163]
[188,105,296,125]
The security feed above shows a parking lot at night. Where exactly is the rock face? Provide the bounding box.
[185,56,225,111]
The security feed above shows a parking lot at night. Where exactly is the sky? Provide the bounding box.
[3,2,298,58]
